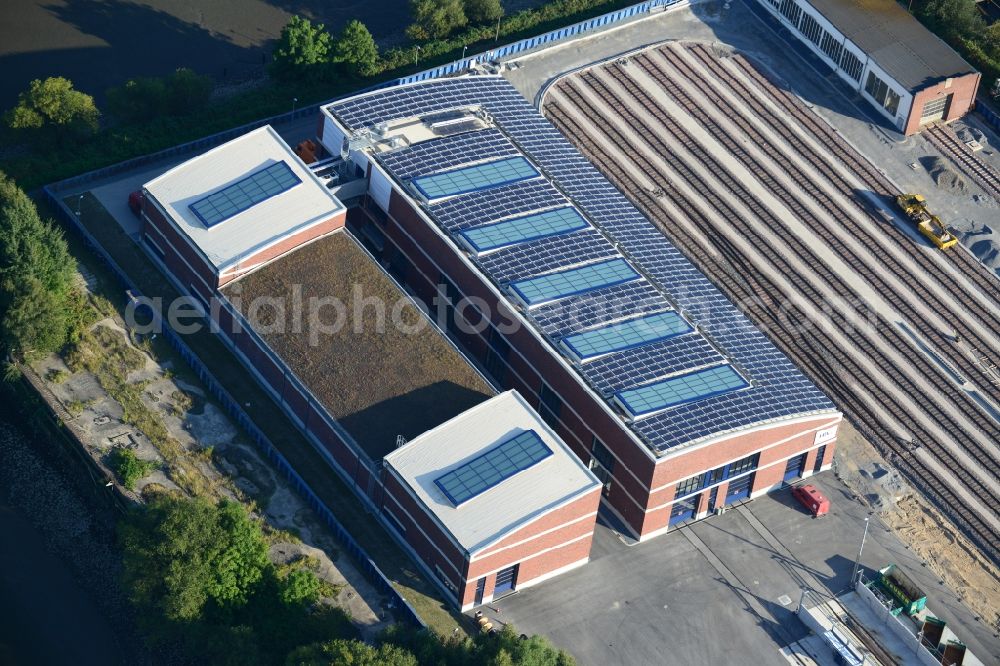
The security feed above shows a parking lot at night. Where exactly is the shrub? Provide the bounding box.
[111,447,157,490]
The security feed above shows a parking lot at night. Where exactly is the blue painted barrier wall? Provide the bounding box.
[976,98,1000,135]
[42,185,426,629]
[392,0,686,87]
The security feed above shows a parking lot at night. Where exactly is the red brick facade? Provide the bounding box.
[356,183,841,541]
[383,466,600,610]
[904,72,981,136]
[140,193,345,295]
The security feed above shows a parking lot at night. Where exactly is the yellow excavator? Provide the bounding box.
[895,194,958,250]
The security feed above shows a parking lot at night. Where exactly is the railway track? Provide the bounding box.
[545,76,1000,565]
[724,50,1000,311]
[653,46,1000,416]
[924,123,1000,202]
[625,50,1000,471]
[684,45,1000,339]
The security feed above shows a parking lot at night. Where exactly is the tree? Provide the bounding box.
[334,20,380,77]
[0,173,80,361]
[465,0,503,24]
[165,68,213,116]
[271,16,333,80]
[106,76,168,124]
[914,0,983,44]
[285,639,418,666]
[5,77,99,137]
[120,495,269,621]
[406,0,468,41]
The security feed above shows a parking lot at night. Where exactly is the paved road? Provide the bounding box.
[492,474,1000,666]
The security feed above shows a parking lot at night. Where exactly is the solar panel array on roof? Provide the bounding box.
[509,258,639,307]
[433,429,552,505]
[189,161,300,228]
[561,311,692,362]
[459,207,589,253]
[412,156,538,200]
[328,77,835,453]
[615,365,750,419]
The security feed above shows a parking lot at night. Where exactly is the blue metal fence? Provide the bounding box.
[976,98,1000,134]
[392,0,687,86]
[42,185,425,629]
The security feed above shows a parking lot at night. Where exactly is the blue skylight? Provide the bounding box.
[458,207,589,253]
[412,157,538,199]
[561,311,692,361]
[615,365,749,418]
[434,430,552,506]
[189,161,300,228]
[509,258,639,307]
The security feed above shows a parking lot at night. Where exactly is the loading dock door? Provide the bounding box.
[784,454,807,482]
[494,565,518,596]
[669,494,699,525]
[726,474,753,503]
[920,95,951,125]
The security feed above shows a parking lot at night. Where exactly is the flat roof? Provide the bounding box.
[327,77,836,455]
[384,391,600,554]
[144,125,345,273]
[221,230,494,459]
[805,0,976,89]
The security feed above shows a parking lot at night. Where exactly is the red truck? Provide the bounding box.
[791,484,829,517]
[128,190,143,218]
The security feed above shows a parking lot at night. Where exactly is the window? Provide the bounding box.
[590,437,615,494]
[820,32,843,65]
[884,89,900,116]
[435,565,458,594]
[538,383,563,430]
[387,248,408,283]
[484,327,510,383]
[437,272,461,334]
[864,71,900,116]
[675,475,703,498]
[778,0,802,27]
[727,453,760,477]
[840,49,863,82]
[382,507,406,536]
[143,233,166,260]
[706,465,725,485]
[798,13,823,46]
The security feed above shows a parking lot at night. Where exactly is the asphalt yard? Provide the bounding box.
[487,473,1000,666]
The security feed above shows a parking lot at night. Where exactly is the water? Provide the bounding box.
[0,410,127,665]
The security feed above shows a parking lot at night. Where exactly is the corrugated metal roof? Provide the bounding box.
[144,125,345,273]
[383,391,599,555]
[806,0,976,89]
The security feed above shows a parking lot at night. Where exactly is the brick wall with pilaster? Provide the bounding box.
[373,194,657,537]
[904,72,980,135]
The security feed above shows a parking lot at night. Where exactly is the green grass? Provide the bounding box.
[63,192,467,636]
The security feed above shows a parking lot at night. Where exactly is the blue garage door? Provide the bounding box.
[669,494,699,525]
[726,473,754,503]
[784,454,807,482]
[494,565,519,596]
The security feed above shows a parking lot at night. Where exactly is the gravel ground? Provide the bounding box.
[833,421,1000,631]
